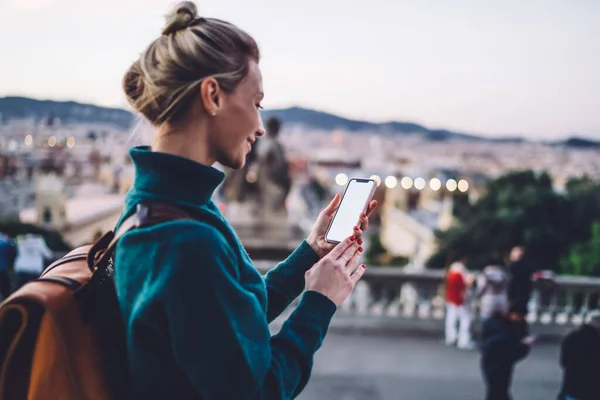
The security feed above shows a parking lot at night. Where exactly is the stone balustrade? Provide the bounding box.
[255,262,600,337]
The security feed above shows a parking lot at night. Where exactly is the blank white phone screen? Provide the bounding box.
[326,180,375,243]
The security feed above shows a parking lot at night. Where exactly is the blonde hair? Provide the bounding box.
[122,1,260,126]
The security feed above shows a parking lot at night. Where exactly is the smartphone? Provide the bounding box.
[325,178,377,244]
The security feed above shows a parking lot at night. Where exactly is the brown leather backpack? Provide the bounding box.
[0,202,194,400]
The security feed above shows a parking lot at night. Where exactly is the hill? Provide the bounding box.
[0,96,484,141]
[260,106,486,141]
[0,96,133,129]
[2,96,595,146]
[553,137,600,149]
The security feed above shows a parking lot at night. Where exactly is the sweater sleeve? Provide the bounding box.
[161,225,336,400]
[264,240,321,322]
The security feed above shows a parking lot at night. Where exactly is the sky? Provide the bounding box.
[0,0,599,139]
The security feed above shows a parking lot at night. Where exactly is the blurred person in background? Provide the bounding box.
[0,231,17,299]
[445,255,475,349]
[13,233,52,291]
[558,309,600,400]
[480,311,534,400]
[477,264,509,320]
[506,246,533,319]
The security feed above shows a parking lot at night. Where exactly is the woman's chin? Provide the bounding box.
[222,155,246,170]
[218,147,249,170]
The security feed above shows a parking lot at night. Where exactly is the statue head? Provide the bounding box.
[266,117,282,138]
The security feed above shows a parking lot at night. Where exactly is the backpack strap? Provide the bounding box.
[74,202,195,317]
[87,202,195,274]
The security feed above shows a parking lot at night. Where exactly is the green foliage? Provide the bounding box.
[365,233,409,267]
[0,220,71,251]
[451,192,470,220]
[365,232,386,264]
[386,255,410,267]
[427,171,600,276]
[560,222,600,276]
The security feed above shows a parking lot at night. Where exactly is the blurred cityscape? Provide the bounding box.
[1,96,599,270]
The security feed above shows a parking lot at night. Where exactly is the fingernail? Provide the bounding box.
[358,247,363,252]
[361,264,366,269]
[358,239,363,245]
[353,226,359,231]
[350,236,355,241]
[361,213,366,218]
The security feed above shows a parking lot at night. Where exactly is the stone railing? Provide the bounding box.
[256,262,600,337]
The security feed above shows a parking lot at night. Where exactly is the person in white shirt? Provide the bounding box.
[13,234,52,290]
[476,265,509,320]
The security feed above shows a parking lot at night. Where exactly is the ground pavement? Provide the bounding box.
[297,332,561,400]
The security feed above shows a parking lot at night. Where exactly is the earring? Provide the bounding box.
[211,111,217,116]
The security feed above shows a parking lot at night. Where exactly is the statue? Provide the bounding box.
[255,117,291,217]
[221,117,291,218]
[220,140,260,204]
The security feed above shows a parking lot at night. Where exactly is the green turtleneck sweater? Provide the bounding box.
[113,146,336,400]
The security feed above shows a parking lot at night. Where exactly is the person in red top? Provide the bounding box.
[445,256,475,349]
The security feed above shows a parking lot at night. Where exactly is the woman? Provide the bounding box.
[114,2,377,399]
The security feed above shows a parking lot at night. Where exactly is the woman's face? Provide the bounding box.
[209,60,265,169]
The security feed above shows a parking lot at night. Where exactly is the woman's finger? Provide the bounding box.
[329,234,357,260]
[345,244,363,272]
[352,225,363,243]
[350,264,367,285]
[366,200,378,217]
[322,193,341,217]
[338,239,361,265]
[357,200,377,230]
[358,213,369,231]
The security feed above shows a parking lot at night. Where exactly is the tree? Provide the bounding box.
[563,177,600,244]
[427,170,600,274]
[365,232,409,267]
[560,222,600,276]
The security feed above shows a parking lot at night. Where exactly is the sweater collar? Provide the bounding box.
[129,146,225,205]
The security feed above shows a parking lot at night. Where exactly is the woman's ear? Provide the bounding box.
[200,77,222,116]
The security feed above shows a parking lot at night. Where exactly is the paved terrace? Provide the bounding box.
[295,332,560,400]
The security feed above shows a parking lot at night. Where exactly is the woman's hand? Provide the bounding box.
[305,235,367,307]
[307,194,378,258]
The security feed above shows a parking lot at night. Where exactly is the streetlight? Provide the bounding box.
[446,179,457,192]
[429,178,442,191]
[369,174,381,187]
[414,177,426,190]
[335,173,348,186]
[400,177,413,189]
[458,179,469,192]
[384,175,397,189]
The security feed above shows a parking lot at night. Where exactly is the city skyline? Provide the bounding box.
[1,0,599,139]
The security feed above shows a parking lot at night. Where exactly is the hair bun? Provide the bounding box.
[162,1,198,36]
